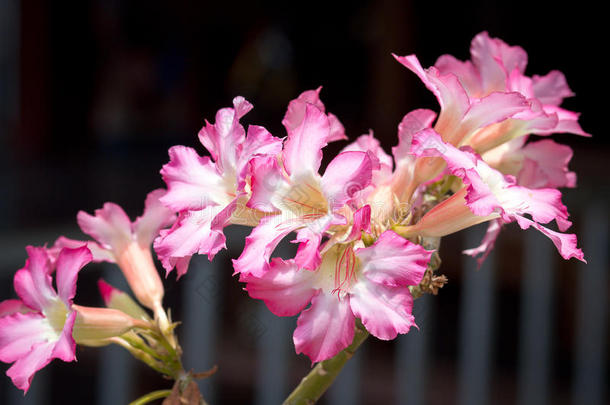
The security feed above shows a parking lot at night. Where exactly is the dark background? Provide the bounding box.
[1,1,607,404]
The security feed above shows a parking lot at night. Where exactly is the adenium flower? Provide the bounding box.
[392,31,588,197]
[0,246,145,392]
[241,208,431,362]
[401,129,584,262]
[57,189,175,315]
[154,96,283,277]
[233,102,376,276]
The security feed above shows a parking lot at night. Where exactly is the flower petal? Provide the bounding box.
[321,151,374,210]
[232,215,300,277]
[241,258,317,316]
[134,189,177,247]
[349,279,416,340]
[532,70,574,106]
[13,247,56,312]
[77,203,132,252]
[282,103,330,177]
[160,145,228,212]
[154,207,227,277]
[55,246,92,305]
[356,231,430,287]
[293,292,355,363]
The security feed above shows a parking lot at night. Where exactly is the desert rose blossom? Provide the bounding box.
[392,32,588,200]
[0,246,147,392]
[395,129,584,262]
[153,96,283,277]
[241,207,431,362]
[64,190,174,318]
[233,101,376,277]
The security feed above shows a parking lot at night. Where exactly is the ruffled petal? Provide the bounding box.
[198,96,252,172]
[13,247,56,312]
[292,227,323,270]
[6,340,55,393]
[350,279,416,340]
[246,155,285,213]
[134,189,177,247]
[393,54,470,133]
[532,70,574,106]
[160,145,228,212]
[55,246,92,305]
[470,31,527,93]
[513,215,585,262]
[518,139,576,188]
[154,206,227,277]
[0,312,53,363]
[282,102,331,177]
[392,109,437,164]
[321,151,374,211]
[77,203,132,252]
[463,219,503,267]
[232,215,301,277]
[293,292,355,363]
[282,87,347,142]
[52,236,115,263]
[241,258,317,316]
[355,231,430,287]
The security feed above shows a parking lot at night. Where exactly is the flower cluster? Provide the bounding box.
[150,32,586,362]
[1,191,180,392]
[1,32,587,394]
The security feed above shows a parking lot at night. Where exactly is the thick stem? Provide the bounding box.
[282,321,369,405]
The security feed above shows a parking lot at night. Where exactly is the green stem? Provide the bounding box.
[128,389,172,405]
[282,321,369,405]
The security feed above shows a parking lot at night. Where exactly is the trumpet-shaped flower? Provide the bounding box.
[154,97,283,276]
[0,246,152,392]
[392,32,588,196]
[402,129,584,262]
[234,102,376,277]
[433,31,589,152]
[241,214,431,362]
[63,189,175,314]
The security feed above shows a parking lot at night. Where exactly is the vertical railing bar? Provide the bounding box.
[457,226,496,405]
[395,294,433,405]
[572,203,608,405]
[181,254,223,403]
[517,230,553,405]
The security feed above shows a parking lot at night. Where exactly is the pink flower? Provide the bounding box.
[433,31,589,152]
[402,129,584,262]
[0,246,90,392]
[392,32,588,198]
[241,222,431,363]
[233,102,376,277]
[66,189,175,315]
[153,96,283,277]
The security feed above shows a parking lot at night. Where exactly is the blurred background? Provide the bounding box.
[1,1,608,404]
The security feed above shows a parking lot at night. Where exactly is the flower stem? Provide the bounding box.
[282,321,369,405]
[128,389,172,405]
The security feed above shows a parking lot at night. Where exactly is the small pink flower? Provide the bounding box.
[69,189,175,313]
[154,97,283,276]
[405,129,585,262]
[241,221,431,363]
[0,246,90,392]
